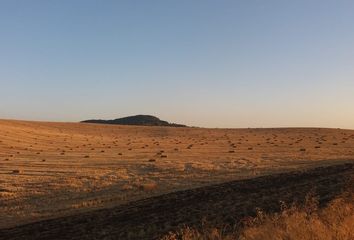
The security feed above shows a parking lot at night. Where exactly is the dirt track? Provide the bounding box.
[1,163,353,240]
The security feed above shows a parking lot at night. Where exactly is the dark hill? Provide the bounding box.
[81,115,187,127]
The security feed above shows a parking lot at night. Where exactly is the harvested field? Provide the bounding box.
[0,163,353,240]
[0,119,354,228]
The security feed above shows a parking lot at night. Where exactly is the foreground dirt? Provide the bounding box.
[1,120,354,228]
[0,163,353,240]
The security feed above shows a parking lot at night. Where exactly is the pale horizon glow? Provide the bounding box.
[1,1,354,129]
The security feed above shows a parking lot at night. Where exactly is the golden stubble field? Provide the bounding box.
[0,119,353,228]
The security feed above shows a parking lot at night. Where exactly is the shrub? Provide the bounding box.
[139,182,157,191]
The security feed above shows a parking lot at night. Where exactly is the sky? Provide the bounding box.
[1,1,354,128]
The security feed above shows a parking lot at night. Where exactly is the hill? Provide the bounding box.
[81,115,187,127]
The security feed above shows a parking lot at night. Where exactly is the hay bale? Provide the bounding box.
[12,169,22,174]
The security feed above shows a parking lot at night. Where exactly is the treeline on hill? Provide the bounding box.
[81,115,187,127]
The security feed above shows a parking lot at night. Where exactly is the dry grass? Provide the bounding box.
[161,192,354,240]
[240,195,354,240]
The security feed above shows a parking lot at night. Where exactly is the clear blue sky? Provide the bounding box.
[1,1,354,128]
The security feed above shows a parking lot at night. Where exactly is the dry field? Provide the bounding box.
[1,119,354,229]
[1,163,353,240]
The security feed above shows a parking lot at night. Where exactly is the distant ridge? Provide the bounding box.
[81,115,187,127]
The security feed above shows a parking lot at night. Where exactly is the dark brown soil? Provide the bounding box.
[1,163,353,240]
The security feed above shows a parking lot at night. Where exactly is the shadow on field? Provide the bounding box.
[0,163,353,240]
